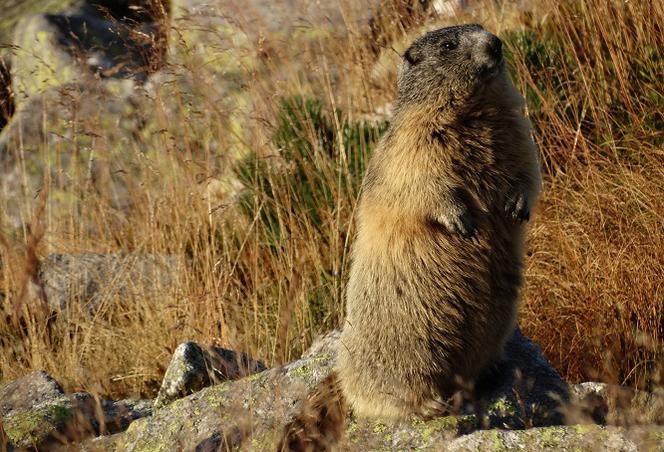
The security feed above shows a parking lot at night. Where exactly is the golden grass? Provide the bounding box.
[0,0,662,402]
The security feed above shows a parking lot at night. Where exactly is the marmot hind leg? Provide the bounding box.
[278,373,346,452]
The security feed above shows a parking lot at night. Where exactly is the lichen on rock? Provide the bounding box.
[154,341,266,409]
[0,371,152,449]
[4,331,664,450]
[87,328,574,450]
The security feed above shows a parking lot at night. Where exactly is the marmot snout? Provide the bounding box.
[399,25,510,107]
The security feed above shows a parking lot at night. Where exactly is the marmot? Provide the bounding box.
[280,23,541,450]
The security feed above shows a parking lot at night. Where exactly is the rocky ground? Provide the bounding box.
[1,329,663,450]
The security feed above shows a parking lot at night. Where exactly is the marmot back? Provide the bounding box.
[280,24,541,449]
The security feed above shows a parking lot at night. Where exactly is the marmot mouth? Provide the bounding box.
[479,58,504,79]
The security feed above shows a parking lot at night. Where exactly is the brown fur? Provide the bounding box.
[279,24,541,449]
[278,374,346,452]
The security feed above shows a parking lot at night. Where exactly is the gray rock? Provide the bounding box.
[0,371,65,418]
[445,425,663,451]
[7,333,660,450]
[567,382,664,426]
[0,371,152,449]
[7,0,168,105]
[38,253,183,312]
[477,327,570,429]
[0,76,139,154]
[301,328,341,359]
[90,328,573,450]
[0,79,151,230]
[10,13,155,105]
[0,83,74,165]
[154,341,267,409]
[84,335,338,450]
[0,0,168,138]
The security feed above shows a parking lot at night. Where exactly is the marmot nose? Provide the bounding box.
[487,35,502,59]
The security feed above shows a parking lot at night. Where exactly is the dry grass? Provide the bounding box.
[0,0,662,404]
[508,0,664,389]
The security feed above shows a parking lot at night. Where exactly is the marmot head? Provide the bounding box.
[397,24,506,109]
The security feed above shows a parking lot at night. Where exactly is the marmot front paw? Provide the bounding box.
[504,191,530,222]
[437,210,477,238]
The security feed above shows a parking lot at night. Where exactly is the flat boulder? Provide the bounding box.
[445,425,664,451]
[0,371,65,419]
[92,328,572,450]
[0,372,152,449]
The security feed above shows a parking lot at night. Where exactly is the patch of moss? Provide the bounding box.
[246,371,266,383]
[573,424,595,435]
[487,397,518,416]
[291,364,312,379]
[485,430,507,452]
[11,15,77,104]
[198,383,231,410]
[372,422,388,434]
[413,416,458,443]
[115,415,182,452]
[539,426,565,448]
[346,426,361,444]
[153,391,189,413]
[289,354,329,374]
[309,353,332,366]
[3,401,73,447]
[250,432,273,451]
[457,414,479,434]
[345,416,359,434]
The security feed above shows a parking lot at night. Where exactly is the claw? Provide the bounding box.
[417,397,452,420]
[447,212,477,238]
[505,192,530,223]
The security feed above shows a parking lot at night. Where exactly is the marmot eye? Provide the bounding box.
[442,41,457,50]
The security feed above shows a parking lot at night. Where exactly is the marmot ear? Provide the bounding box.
[404,45,422,65]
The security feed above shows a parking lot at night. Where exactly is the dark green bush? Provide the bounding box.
[236,96,387,247]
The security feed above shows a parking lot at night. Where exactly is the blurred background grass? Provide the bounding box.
[0,0,661,399]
